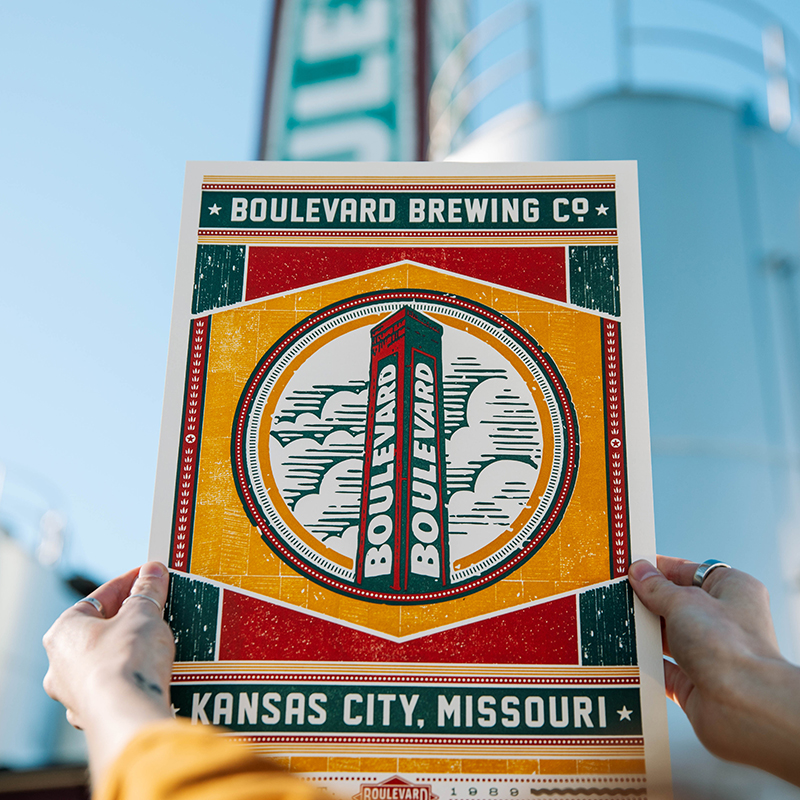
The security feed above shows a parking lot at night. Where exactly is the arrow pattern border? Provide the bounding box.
[603,319,630,578]
[170,315,211,572]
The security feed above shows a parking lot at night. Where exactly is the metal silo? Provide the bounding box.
[441,2,800,796]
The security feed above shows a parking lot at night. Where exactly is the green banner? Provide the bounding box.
[172,683,642,736]
[199,190,617,230]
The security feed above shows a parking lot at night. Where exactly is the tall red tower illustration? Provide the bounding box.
[355,307,450,595]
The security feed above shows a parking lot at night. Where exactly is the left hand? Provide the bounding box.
[43,562,175,781]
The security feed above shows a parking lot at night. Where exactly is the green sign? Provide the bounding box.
[199,190,617,230]
[262,0,418,160]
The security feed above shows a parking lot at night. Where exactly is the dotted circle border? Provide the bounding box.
[231,290,579,604]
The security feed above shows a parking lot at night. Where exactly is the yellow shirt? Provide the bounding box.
[96,721,324,800]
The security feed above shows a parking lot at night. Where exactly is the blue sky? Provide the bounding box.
[0,1,267,578]
[2,0,800,582]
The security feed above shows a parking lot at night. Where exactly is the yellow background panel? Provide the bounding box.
[287,757,644,776]
[189,262,609,638]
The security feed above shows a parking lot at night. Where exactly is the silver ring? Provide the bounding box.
[122,593,163,613]
[692,559,731,588]
[75,597,104,616]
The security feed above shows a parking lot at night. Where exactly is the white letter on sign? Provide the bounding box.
[409,198,425,223]
[231,198,248,221]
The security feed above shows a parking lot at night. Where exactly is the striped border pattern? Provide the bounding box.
[202,177,618,189]
[198,228,617,238]
[197,234,619,246]
[230,735,645,760]
[172,671,640,687]
[172,662,641,678]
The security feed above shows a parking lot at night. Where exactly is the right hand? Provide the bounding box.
[629,556,800,785]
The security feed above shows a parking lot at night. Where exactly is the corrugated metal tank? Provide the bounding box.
[0,535,87,767]
[452,91,800,796]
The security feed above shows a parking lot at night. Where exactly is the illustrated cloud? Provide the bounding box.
[448,460,540,563]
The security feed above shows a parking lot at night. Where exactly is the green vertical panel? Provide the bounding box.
[165,572,219,662]
[192,245,245,314]
[569,246,620,316]
[580,580,637,666]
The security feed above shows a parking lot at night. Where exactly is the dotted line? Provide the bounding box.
[422,777,646,785]
[201,183,616,192]
[303,777,646,785]
[198,229,618,238]
[229,735,644,747]
[171,674,640,686]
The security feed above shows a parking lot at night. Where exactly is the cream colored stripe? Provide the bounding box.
[172,661,639,679]
[231,742,644,759]
[172,662,640,676]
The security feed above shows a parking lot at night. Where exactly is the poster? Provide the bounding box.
[150,161,671,799]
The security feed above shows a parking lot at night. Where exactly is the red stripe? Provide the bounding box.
[603,320,630,576]
[170,317,210,572]
[219,590,578,664]
[172,674,639,685]
[244,246,566,303]
[226,734,642,747]
[202,183,616,191]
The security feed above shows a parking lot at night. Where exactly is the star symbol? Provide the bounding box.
[170,704,180,718]
[596,204,609,215]
[617,706,633,721]
[208,203,222,215]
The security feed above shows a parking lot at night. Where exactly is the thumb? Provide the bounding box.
[123,561,169,616]
[628,559,683,618]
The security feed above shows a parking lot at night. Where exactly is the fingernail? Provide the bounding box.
[139,562,167,579]
[629,559,660,582]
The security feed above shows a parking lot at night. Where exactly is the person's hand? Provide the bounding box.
[43,562,175,782]
[629,556,800,786]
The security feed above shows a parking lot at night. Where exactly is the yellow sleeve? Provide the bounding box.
[95,720,324,800]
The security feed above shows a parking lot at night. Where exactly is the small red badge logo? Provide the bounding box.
[353,775,438,800]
